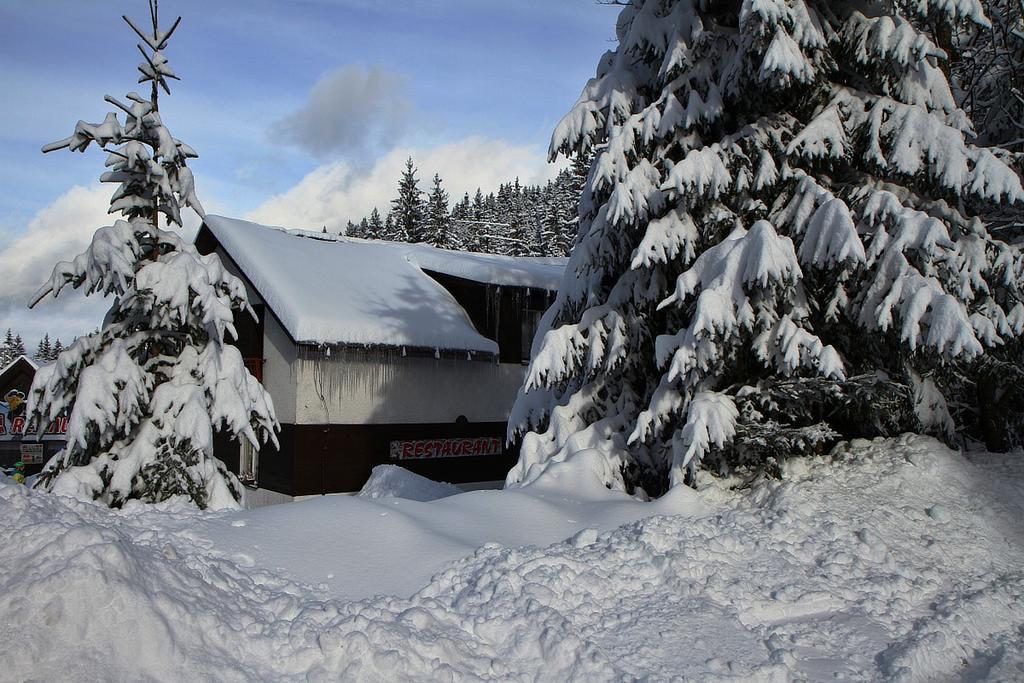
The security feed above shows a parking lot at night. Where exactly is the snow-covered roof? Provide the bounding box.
[0,355,39,379]
[202,216,566,352]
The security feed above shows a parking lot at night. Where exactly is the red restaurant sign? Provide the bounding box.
[0,414,69,438]
[390,436,502,460]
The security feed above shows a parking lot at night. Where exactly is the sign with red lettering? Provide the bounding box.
[389,436,503,460]
[0,411,68,441]
[2,386,68,441]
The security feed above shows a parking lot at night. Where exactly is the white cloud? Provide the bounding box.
[0,184,113,348]
[271,65,413,158]
[0,185,206,350]
[0,185,111,308]
[246,136,564,231]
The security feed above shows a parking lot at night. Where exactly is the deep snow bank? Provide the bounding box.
[356,464,463,502]
[1,435,1022,680]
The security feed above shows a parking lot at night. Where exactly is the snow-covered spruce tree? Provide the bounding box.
[27,1,278,509]
[425,173,452,247]
[954,0,1024,157]
[449,193,472,250]
[366,208,385,239]
[506,180,534,257]
[392,157,426,242]
[36,334,53,364]
[951,0,1024,241]
[0,329,17,367]
[508,0,1024,494]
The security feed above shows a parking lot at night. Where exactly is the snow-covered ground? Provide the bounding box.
[2,435,1022,680]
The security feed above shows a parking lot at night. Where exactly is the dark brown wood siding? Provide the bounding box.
[258,424,296,494]
[254,421,516,496]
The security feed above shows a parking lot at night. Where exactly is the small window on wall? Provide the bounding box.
[239,440,258,486]
[521,309,544,364]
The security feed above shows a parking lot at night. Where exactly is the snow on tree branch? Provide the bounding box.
[509,0,1024,495]
[26,1,278,509]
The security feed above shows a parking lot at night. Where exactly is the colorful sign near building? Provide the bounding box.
[0,413,68,439]
[1,381,68,439]
[389,436,503,460]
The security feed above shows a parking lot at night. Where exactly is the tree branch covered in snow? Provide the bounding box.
[950,0,1024,240]
[27,1,278,509]
[509,0,1024,495]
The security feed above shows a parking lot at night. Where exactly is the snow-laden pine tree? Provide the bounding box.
[0,330,17,367]
[506,179,534,257]
[392,157,426,242]
[449,193,472,250]
[508,0,1024,494]
[955,0,1024,156]
[425,173,452,247]
[362,208,383,240]
[27,1,278,509]
[549,156,590,255]
[36,334,53,364]
[952,0,1024,241]
[12,335,26,360]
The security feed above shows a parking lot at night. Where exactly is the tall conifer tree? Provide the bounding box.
[366,208,385,239]
[0,329,16,367]
[425,173,452,247]
[27,1,278,508]
[509,0,1024,494]
[391,157,426,242]
[36,334,53,363]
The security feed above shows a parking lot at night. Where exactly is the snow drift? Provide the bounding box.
[2,436,1022,680]
[357,464,462,501]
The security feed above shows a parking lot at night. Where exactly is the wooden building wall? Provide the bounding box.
[252,421,516,496]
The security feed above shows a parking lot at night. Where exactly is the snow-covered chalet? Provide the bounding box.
[195,216,564,502]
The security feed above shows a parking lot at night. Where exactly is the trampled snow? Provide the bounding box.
[202,216,566,352]
[3,435,1023,680]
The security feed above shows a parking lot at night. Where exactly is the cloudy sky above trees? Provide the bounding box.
[0,0,612,347]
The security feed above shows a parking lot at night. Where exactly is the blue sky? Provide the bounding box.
[0,0,615,348]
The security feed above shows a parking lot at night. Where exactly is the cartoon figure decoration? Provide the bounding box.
[12,461,25,485]
[1,390,27,419]
[0,389,29,436]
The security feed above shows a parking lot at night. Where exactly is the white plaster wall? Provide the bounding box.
[294,353,527,424]
[262,316,298,424]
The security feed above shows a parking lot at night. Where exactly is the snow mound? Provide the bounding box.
[357,464,462,502]
[2,435,1023,679]
[0,484,620,680]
